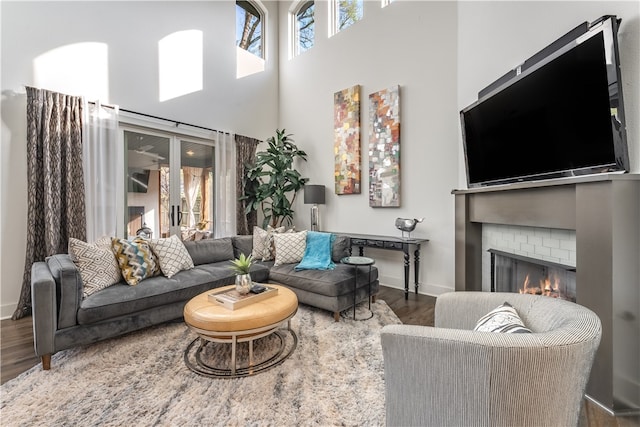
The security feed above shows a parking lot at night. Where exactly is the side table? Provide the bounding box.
[340,256,375,320]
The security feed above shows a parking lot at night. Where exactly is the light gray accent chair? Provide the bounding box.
[381,292,602,427]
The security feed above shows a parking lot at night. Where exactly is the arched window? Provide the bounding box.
[331,0,363,36]
[293,1,314,56]
[236,1,263,58]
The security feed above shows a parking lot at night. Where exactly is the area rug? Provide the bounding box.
[0,301,401,426]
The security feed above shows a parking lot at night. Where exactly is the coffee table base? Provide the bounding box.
[184,328,298,378]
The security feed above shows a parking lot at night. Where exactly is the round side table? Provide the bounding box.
[340,256,375,320]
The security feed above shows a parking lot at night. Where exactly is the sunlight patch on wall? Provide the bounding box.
[158,30,203,102]
[33,42,109,101]
[236,46,265,79]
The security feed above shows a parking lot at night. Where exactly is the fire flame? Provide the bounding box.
[518,273,567,299]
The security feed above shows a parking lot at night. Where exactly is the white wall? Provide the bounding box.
[278,1,460,296]
[0,1,280,318]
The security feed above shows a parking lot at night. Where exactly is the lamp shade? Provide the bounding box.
[304,185,325,204]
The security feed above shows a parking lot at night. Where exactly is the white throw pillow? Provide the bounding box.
[251,225,285,261]
[149,234,194,278]
[68,237,122,298]
[473,302,532,334]
[272,231,308,266]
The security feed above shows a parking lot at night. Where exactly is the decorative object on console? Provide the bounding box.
[242,129,309,228]
[369,85,401,207]
[394,217,424,239]
[304,185,326,231]
[229,253,253,294]
[135,213,152,239]
[334,84,361,195]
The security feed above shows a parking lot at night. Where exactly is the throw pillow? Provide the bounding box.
[68,237,122,297]
[111,237,159,286]
[295,231,336,271]
[273,231,308,266]
[251,225,285,261]
[148,234,194,278]
[473,302,532,334]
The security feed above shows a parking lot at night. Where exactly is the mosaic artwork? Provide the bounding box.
[334,85,361,195]
[369,85,400,207]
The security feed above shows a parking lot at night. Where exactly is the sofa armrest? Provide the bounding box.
[31,261,57,358]
[45,254,82,329]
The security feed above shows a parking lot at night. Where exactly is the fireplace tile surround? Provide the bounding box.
[453,174,640,415]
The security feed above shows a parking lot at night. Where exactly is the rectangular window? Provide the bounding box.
[333,0,363,35]
[236,1,263,58]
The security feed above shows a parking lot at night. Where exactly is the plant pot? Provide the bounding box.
[235,274,252,295]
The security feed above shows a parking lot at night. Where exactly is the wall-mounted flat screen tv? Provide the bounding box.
[460,15,629,188]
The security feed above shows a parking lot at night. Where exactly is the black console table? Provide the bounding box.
[331,232,429,299]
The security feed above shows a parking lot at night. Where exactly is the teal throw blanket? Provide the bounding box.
[295,231,336,271]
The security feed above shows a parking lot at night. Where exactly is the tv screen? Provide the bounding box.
[128,169,150,193]
[460,16,629,188]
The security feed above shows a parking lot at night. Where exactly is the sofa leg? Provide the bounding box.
[371,295,377,303]
[41,354,51,370]
[333,312,340,322]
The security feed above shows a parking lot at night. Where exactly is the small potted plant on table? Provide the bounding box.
[230,253,253,294]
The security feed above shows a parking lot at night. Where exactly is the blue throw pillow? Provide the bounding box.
[295,232,336,271]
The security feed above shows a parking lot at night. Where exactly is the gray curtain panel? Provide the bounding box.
[235,134,260,235]
[13,87,87,320]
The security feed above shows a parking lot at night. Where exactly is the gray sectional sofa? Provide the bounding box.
[30,235,379,369]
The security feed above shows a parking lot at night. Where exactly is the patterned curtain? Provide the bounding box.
[235,134,260,235]
[13,87,86,320]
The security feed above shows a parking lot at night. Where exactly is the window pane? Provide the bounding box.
[236,1,262,58]
[296,1,314,54]
[338,0,362,31]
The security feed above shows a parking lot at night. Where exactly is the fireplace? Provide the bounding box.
[454,176,640,415]
[489,249,576,302]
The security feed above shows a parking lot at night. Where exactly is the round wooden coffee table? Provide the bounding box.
[183,284,298,378]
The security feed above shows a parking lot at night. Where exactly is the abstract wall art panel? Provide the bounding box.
[368,85,400,207]
[334,84,361,195]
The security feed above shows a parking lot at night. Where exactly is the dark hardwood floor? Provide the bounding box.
[1,286,638,426]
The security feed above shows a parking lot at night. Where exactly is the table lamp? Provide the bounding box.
[304,185,325,231]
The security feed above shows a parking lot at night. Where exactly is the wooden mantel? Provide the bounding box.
[453,174,640,415]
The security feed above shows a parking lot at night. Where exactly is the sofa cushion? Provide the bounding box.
[273,231,307,266]
[269,263,378,297]
[196,260,271,284]
[111,237,160,286]
[183,237,234,266]
[231,235,254,259]
[77,266,234,325]
[149,235,194,278]
[332,235,351,263]
[68,237,122,297]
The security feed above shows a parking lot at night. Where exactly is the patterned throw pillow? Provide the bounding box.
[251,225,285,261]
[272,231,308,266]
[149,234,194,278]
[473,302,532,334]
[111,237,159,286]
[69,237,122,297]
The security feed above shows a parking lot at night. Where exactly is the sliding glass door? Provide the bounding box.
[123,128,215,240]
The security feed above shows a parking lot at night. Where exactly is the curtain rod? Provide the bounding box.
[88,101,227,135]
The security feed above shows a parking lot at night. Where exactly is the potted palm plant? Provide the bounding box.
[229,253,253,294]
[242,129,309,228]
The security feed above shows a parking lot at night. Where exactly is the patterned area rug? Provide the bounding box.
[1,301,401,426]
